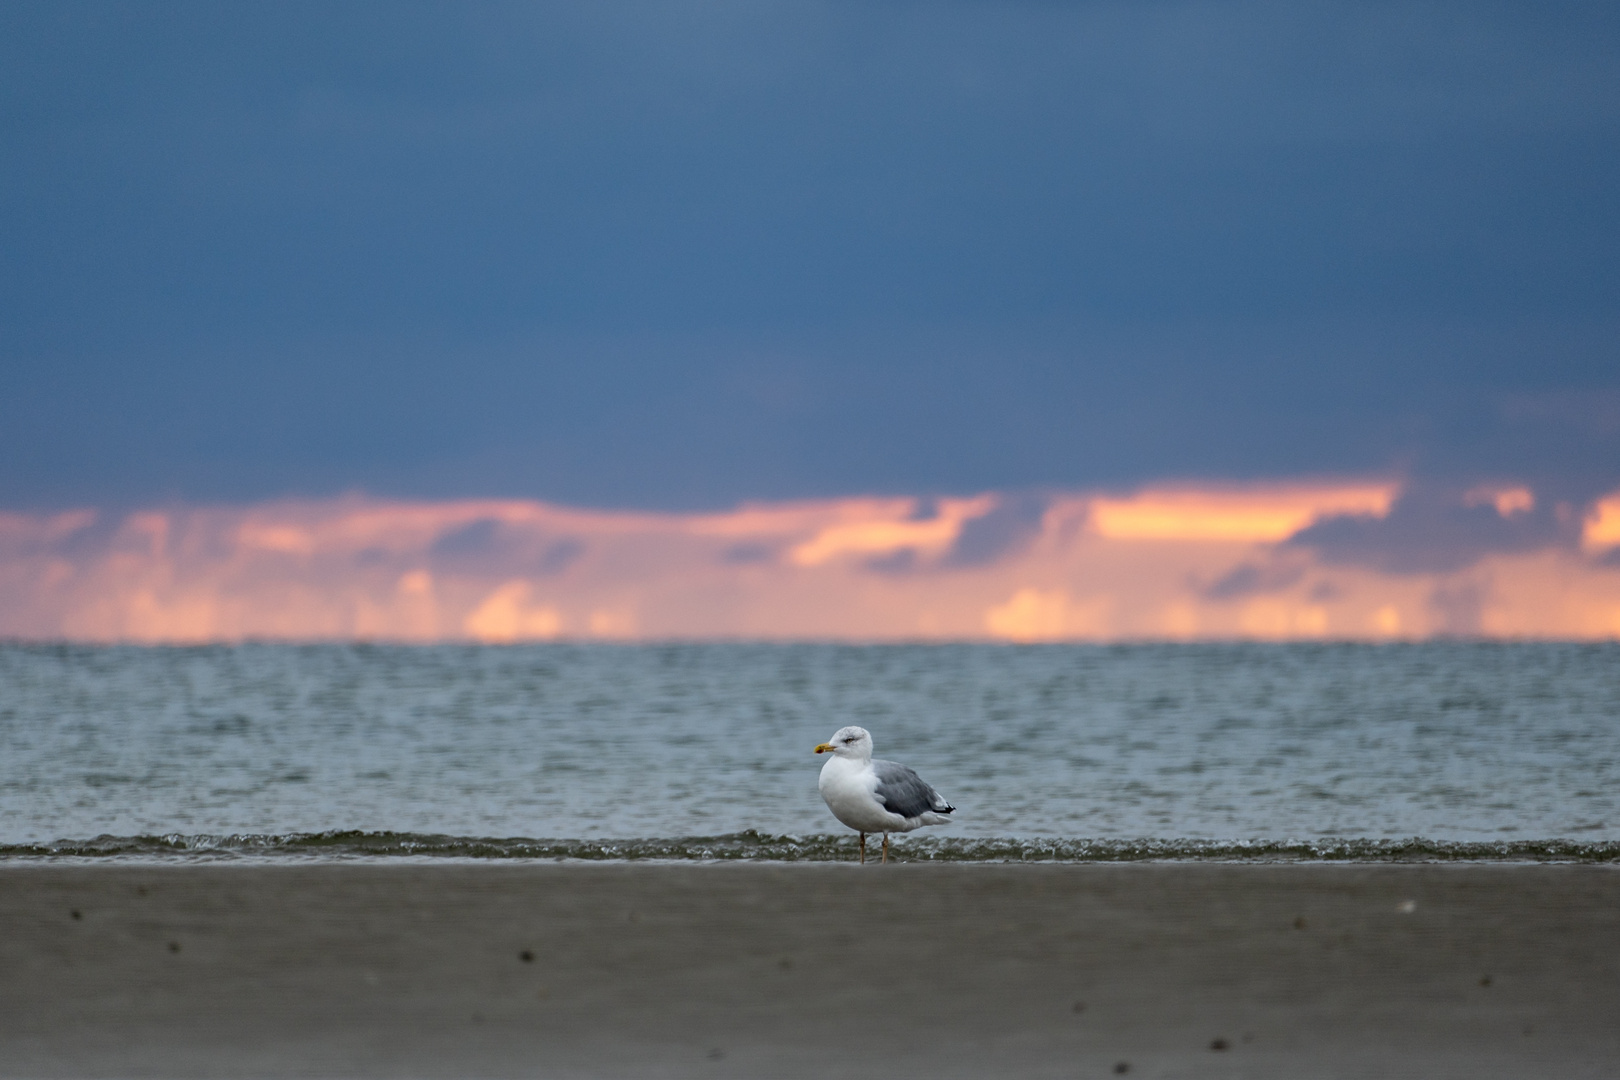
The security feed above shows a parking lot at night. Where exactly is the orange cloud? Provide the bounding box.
[463,581,562,643]
[1584,492,1620,552]
[983,588,1112,642]
[1465,484,1535,517]
[238,523,318,555]
[787,495,993,566]
[1088,483,1395,541]
[2,481,1617,643]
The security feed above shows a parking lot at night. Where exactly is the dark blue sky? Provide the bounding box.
[3,2,1618,510]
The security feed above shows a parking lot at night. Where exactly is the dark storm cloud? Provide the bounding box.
[946,493,1050,567]
[1289,484,1576,575]
[1203,558,1308,601]
[428,518,583,577]
[1,2,1618,510]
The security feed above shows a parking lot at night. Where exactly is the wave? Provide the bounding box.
[3,831,1618,863]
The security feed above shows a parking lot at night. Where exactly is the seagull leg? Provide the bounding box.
[882,833,889,864]
[858,832,866,864]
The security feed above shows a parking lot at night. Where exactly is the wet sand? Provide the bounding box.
[1,862,1616,1078]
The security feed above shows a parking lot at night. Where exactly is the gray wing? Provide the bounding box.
[871,759,954,818]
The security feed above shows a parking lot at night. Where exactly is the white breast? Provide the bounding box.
[818,755,903,832]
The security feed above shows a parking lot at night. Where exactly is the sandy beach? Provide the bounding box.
[1,862,1616,1078]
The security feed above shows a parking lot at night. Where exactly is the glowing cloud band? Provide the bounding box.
[2,481,1618,643]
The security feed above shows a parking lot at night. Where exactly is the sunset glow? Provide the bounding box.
[1584,493,1620,552]
[1087,484,1396,541]
[787,496,994,566]
[2,482,1618,643]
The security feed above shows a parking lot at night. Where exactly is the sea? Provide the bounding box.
[1,641,1617,861]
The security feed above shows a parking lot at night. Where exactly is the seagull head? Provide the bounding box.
[814,725,873,760]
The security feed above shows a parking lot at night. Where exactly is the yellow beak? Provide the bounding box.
[813,743,836,754]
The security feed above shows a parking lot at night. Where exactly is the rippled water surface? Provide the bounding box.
[1,642,1616,847]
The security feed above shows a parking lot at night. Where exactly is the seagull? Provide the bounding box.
[813,726,954,863]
